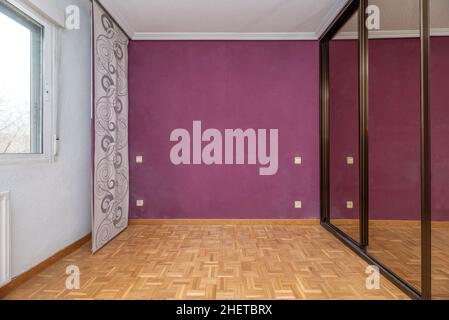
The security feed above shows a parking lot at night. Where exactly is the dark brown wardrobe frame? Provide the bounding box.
[319,0,431,300]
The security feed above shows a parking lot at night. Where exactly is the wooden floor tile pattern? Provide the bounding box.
[329,220,449,299]
[432,227,449,300]
[369,224,422,292]
[2,225,409,300]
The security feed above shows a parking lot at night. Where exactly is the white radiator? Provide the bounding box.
[0,192,11,287]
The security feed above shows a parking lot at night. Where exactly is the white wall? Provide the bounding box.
[0,0,92,277]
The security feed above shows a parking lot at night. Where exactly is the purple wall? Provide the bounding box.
[329,37,449,221]
[329,40,360,220]
[128,41,320,219]
[431,37,449,221]
[369,38,422,221]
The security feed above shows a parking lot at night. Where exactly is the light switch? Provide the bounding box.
[294,156,302,165]
[346,157,354,165]
[346,201,354,209]
[136,200,144,207]
[136,156,144,164]
[294,201,302,209]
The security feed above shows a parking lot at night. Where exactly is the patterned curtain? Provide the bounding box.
[92,2,129,253]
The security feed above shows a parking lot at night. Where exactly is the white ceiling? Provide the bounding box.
[98,0,349,40]
[98,0,449,40]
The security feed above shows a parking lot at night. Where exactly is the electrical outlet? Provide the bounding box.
[136,200,144,207]
[346,157,354,165]
[294,201,302,209]
[294,156,302,165]
[136,156,144,164]
[346,201,354,209]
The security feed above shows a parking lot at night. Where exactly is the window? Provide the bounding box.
[0,1,43,154]
[0,0,56,162]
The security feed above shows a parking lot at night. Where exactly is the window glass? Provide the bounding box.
[0,1,43,154]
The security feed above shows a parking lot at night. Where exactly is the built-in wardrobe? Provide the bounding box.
[320,0,449,299]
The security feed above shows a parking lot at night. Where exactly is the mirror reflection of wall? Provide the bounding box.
[367,0,422,292]
[430,0,449,300]
[324,0,449,299]
[328,8,360,243]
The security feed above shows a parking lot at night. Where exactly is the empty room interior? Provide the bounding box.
[0,0,449,301]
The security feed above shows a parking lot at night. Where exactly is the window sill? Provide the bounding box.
[0,153,54,165]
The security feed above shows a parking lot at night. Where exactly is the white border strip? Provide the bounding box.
[132,32,317,41]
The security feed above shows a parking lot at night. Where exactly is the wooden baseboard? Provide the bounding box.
[432,221,449,228]
[331,219,449,228]
[0,233,91,299]
[129,219,320,225]
[371,220,421,227]
[333,219,422,227]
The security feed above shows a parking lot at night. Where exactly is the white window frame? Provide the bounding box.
[0,0,58,164]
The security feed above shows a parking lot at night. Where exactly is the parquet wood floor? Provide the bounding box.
[332,219,360,243]
[369,223,422,292]
[2,225,409,300]
[330,220,449,299]
[432,225,449,300]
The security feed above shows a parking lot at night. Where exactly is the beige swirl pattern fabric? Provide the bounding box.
[92,2,129,253]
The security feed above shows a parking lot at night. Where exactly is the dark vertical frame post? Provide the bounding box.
[320,40,330,224]
[359,0,369,247]
[420,0,432,300]
[319,0,360,232]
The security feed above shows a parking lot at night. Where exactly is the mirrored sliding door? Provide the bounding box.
[430,0,449,300]
[367,0,422,293]
[328,8,361,243]
[321,0,436,299]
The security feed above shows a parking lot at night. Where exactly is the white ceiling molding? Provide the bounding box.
[133,32,317,41]
[334,28,449,40]
[98,0,135,38]
[315,0,349,39]
[430,28,449,37]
